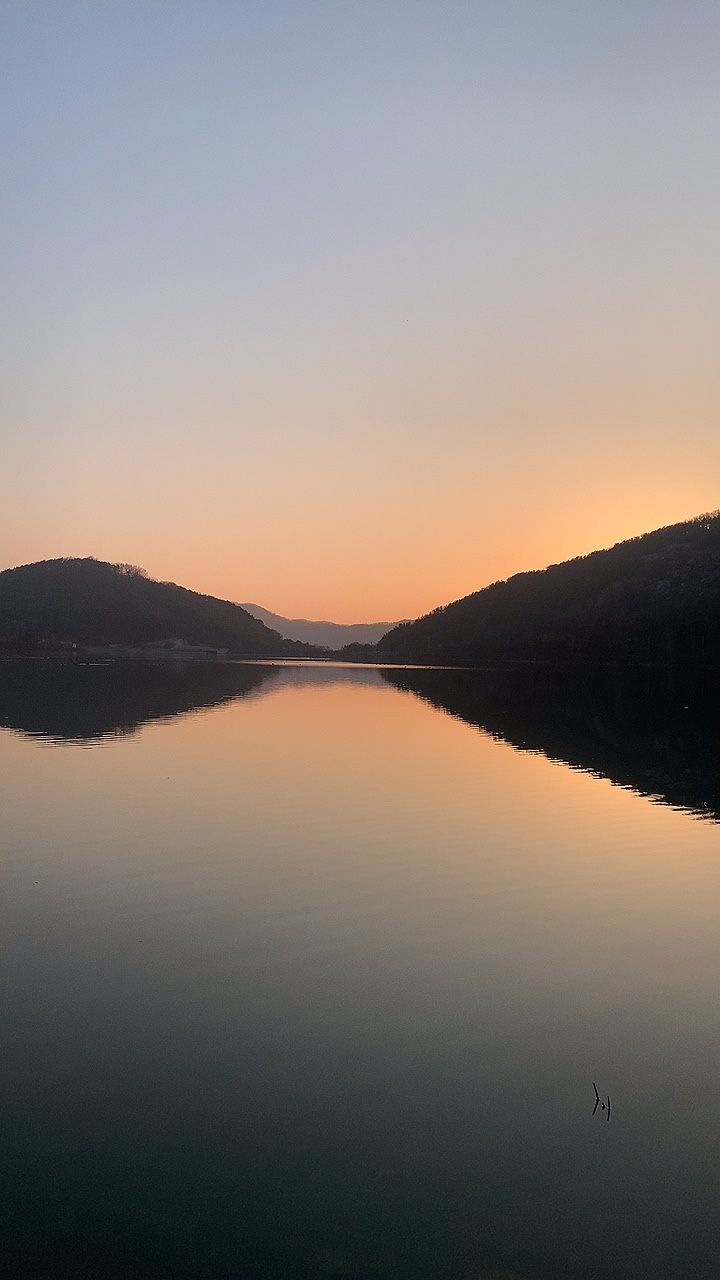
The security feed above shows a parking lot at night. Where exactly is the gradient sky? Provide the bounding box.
[2,2,719,621]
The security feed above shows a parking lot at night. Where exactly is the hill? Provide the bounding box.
[0,558,315,657]
[376,512,720,665]
[240,602,399,649]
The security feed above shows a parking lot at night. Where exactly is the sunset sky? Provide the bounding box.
[2,2,719,621]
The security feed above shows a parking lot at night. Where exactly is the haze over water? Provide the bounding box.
[3,660,720,1279]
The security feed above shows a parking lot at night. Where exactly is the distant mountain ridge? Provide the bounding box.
[240,603,400,649]
[0,558,315,657]
[376,512,720,664]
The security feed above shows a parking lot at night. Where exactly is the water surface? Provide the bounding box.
[2,660,719,1279]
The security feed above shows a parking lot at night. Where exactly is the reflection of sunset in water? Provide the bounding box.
[2,666,720,1277]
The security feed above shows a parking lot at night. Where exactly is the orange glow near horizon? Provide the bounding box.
[1,482,716,624]
[3,6,719,622]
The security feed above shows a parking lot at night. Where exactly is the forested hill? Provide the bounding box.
[376,513,720,664]
[0,558,315,656]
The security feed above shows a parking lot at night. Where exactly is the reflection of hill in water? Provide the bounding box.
[0,659,387,743]
[0,659,279,742]
[4,660,719,822]
[382,666,720,822]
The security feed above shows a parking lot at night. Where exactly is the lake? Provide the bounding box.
[2,659,719,1279]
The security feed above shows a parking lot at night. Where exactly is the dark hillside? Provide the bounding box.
[377,513,720,664]
[0,558,314,656]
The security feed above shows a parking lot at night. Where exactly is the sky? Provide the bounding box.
[1,1,719,622]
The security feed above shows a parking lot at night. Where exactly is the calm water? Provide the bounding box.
[2,659,720,1280]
